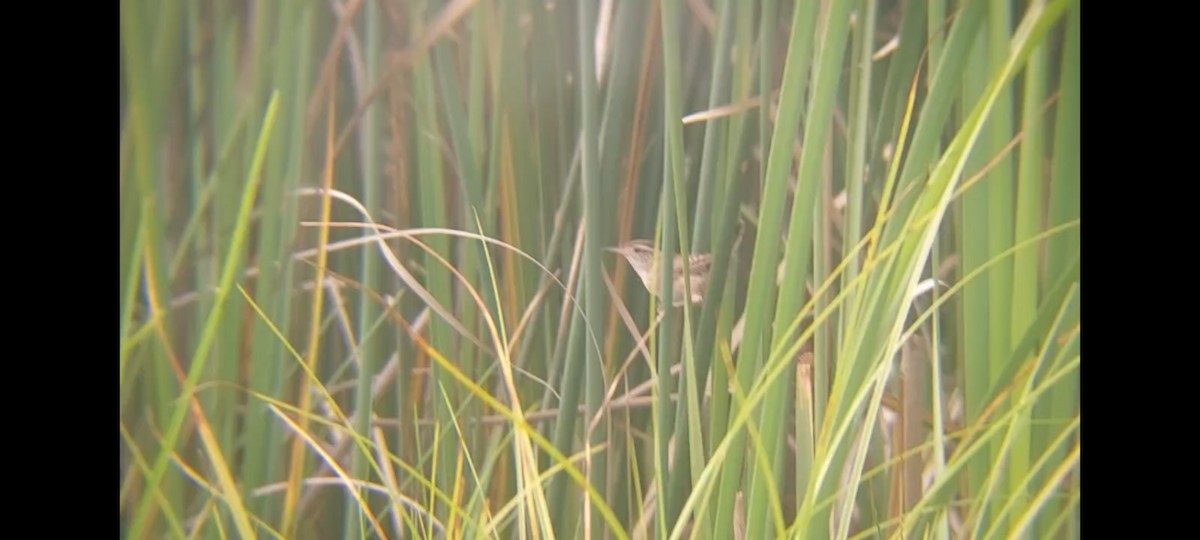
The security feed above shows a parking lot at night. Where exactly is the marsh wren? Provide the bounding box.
[606,239,713,307]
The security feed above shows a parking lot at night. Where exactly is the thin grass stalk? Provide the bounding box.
[118,67,140,377]
[1005,30,1049,537]
[431,22,495,484]
[758,0,778,196]
[577,0,613,537]
[478,4,515,515]
[154,1,194,529]
[590,0,629,368]
[655,0,708,529]
[183,0,207,347]
[522,2,569,413]
[811,113,836,528]
[240,2,312,525]
[550,306,588,535]
[1045,3,1079,286]
[344,1,387,536]
[407,0,462,529]
[464,4,494,473]
[948,0,996,517]
[120,217,146,389]
[689,0,734,251]
[927,0,946,88]
[267,4,322,523]
[840,0,876,358]
[220,14,274,511]
[753,2,780,531]
[208,3,249,482]
[495,2,542,346]
[702,259,742,539]
[981,3,1021,524]
[537,146,582,421]
[1038,5,1080,536]
[530,0,570,223]
[984,0,1017,378]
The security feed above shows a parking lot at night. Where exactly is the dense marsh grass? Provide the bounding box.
[119,0,1080,538]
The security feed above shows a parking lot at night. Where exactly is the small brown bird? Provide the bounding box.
[606,239,713,307]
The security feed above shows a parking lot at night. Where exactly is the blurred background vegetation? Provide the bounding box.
[119,0,1079,538]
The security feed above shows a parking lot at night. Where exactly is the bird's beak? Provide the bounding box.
[604,246,622,253]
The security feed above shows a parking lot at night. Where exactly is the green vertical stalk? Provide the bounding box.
[984,0,1016,397]
[239,0,280,521]
[410,0,456,528]
[688,0,734,251]
[577,1,610,537]
[537,142,581,424]
[1039,5,1080,536]
[751,0,778,527]
[549,306,587,535]
[840,0,879,321]
[433,22,492,471]
[466,5,492,464]
[658,0,704,533]
[928,0,946,88]
[1046,2,1080,298]
[758,0,777,189]
[208,0,243,434]
[345,1,387,537]
[182,4,208,456]
[838,0,877,428]
[524,0,573,397]
[845,1,881,528]
[497,1,545,319]
[246,3,313,526]
[958,12,994,514]
[1007,28,1048,534]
